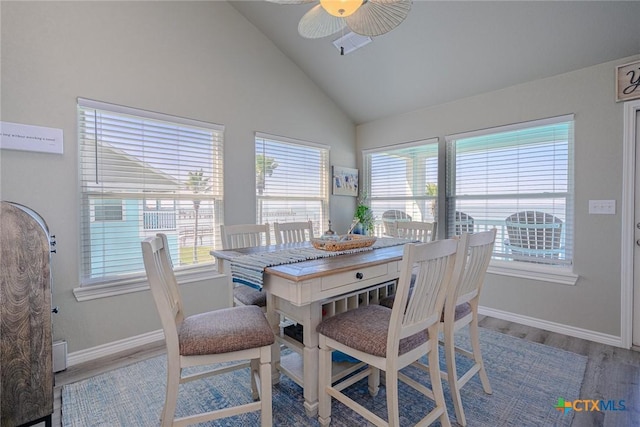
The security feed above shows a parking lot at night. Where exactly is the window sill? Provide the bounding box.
[73,265,224,302]
[487,260,578,286]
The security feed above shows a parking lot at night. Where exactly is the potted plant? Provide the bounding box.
[353,198,374,235]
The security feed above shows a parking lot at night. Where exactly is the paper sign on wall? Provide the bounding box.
[1,121,64,154]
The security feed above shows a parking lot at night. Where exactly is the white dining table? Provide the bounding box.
[212,240,406,417]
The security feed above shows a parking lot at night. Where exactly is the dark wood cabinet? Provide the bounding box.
[1,202,53,427]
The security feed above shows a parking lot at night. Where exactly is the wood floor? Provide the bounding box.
[52,316,640,427]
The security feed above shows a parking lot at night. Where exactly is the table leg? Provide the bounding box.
[217,258,234,308]
[302,301,322,417]
[266,292,281,385]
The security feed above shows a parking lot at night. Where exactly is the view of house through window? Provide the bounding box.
[363,139,439,238]
[255,133,329,238]
[446,115,574,266]
[78,99,224,286]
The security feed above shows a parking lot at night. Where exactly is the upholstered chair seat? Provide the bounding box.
[233,286,267,308]
[178,306,274,356]
[316,305,427,358]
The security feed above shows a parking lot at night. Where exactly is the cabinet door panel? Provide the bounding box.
[1,202,53,426]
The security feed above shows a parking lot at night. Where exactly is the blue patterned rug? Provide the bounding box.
[62,327,585,426]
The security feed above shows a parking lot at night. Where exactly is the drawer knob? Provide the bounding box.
[356,272,364,280]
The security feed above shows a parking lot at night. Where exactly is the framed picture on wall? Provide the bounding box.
[616,59,640,102]
[332,165,358,197]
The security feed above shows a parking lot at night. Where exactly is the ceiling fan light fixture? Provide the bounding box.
[319,0,362,17]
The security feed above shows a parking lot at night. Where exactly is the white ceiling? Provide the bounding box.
[230,1,640,125]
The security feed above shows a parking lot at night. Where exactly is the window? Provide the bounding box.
[93,199,123,222]
[363,139,439,237]
[446,115,574,266]
[255,133,329,237]
[78,98,224,288]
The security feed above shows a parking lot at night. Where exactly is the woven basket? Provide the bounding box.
[311,235,377,252]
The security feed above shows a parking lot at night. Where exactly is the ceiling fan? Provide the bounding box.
[266,0,412,39]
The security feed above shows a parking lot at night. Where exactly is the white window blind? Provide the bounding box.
[255,133,329,238]
[446,115,574,266]
[78,98,224,286]
[363,139,439,237]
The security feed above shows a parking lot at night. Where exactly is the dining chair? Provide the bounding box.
[221,223,271,250]
[396,220,437,242]
[378,221,438,309]
[220,223,271,309]
[316,237,466,427]
[440,228,496,426]
[141,233,275,427]
[381,209,412,237]
[273,220,314,245]
[503,210,563,261]
[273,220,314,337]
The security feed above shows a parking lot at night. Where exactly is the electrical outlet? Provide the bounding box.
[588,200,616,214]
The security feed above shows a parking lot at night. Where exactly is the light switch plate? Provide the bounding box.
[588,200,616,214]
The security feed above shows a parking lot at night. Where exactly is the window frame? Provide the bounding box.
[445,114,577,285]
[362,138,440,237]
[74,98,225,301]
[254,132,330,239]
[362,118,577,286]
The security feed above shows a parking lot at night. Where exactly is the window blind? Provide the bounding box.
[255,133,329,238]
[78,98,224,286]
[445,115,574,265]
[363,139,439,236]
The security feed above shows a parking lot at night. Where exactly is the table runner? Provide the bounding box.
[230,237,411,290]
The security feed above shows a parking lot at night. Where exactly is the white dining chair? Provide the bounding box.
[220,223,271,309]
[440,228,496,426]
[273,220,314,245]
[381,209,412,237]
[141,233,274,426]
[377,220,437,310]
[316,236,468,427]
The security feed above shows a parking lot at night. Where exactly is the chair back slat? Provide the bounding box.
[449,229,496,308]
[404,255,448,329]
[389,238,461,345]
[141,234,184,353]
[274,221,314,245]
[221,224,271,249]
[396,220,437,242]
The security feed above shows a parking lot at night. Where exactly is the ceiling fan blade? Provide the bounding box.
[266,0,316,4]
[298,4,347,39]
[365,0,405,3]
[345,0,411,37]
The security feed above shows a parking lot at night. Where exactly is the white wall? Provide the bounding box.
[0,1,356,353]
[357,55,640,339]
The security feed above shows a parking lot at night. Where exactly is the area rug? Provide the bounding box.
[62,328,586,426]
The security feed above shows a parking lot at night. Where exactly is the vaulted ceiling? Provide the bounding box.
[230,1,640,124]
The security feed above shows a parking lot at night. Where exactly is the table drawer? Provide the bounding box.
[320,264,388,291]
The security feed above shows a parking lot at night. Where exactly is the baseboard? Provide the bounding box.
[67,329,165,367]
[479,306,624,348]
